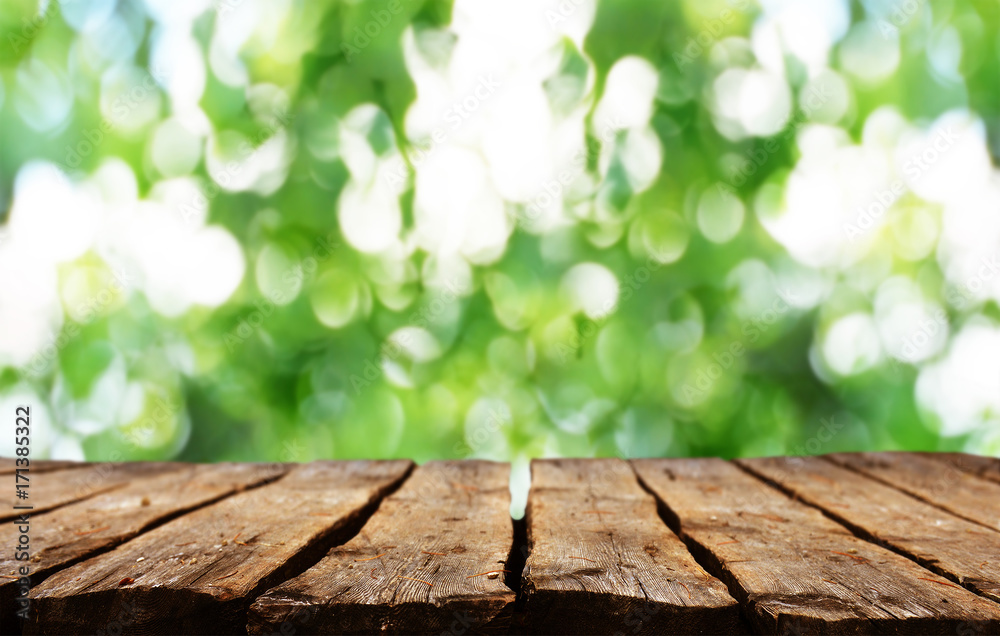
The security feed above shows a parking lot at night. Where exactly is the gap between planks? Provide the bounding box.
[22,461,415,635]
[0,462,294,629]
[734,456,1000,608]
[635,457,1000,633]
[247,461,518,635]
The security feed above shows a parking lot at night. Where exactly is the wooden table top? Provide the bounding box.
[2,452,998,634]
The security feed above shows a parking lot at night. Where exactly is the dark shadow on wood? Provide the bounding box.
[506,514,529,634]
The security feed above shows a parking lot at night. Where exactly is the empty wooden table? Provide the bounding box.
[3,453,999,634]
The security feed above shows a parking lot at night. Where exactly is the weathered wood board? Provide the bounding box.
[520,458,742,634]
[634,457,1000,634]
[25,460,412,635]
[826,451,1000,532]
[0,462,288,626]
[248,461,517,635]
[0,462,183,521]
[926,452,1000,485]
[739,455,1000,605]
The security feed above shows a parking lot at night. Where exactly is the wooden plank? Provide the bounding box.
[25,460,412,635]
[1,462,288,626]
[0,458,80,474]
[634,458,1000,634]
[739,455,1000,605]
[248,461,517,635]
[519,458,741,635]
[827,451,1000,532]
[0,462,183,521]
[928,452,1000,485]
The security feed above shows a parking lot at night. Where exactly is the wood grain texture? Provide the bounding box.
[520,458,741,635]
[0,458,80,475]
[248,461,516,635]
[740,455,1000,605]
[0,462,288,626]
[827,451,1000,532]
[635,457,1000,634]
[0,462,183,521]
[25,460,412,635]
[929,452,1000,485]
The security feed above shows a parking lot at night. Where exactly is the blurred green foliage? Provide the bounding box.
[1,0,999,465]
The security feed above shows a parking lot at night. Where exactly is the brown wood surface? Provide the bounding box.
[827,451,1000,532]
[0,462,183,521]
[739,455,1000,605]
[1,454,998,634]
[520,458,742,635]
[0,459,80,475]
[0,462,288,626]
[25,460,412,635]
[248,461,517,635]
[634,457,1000,634]
[929,452,1000,485]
